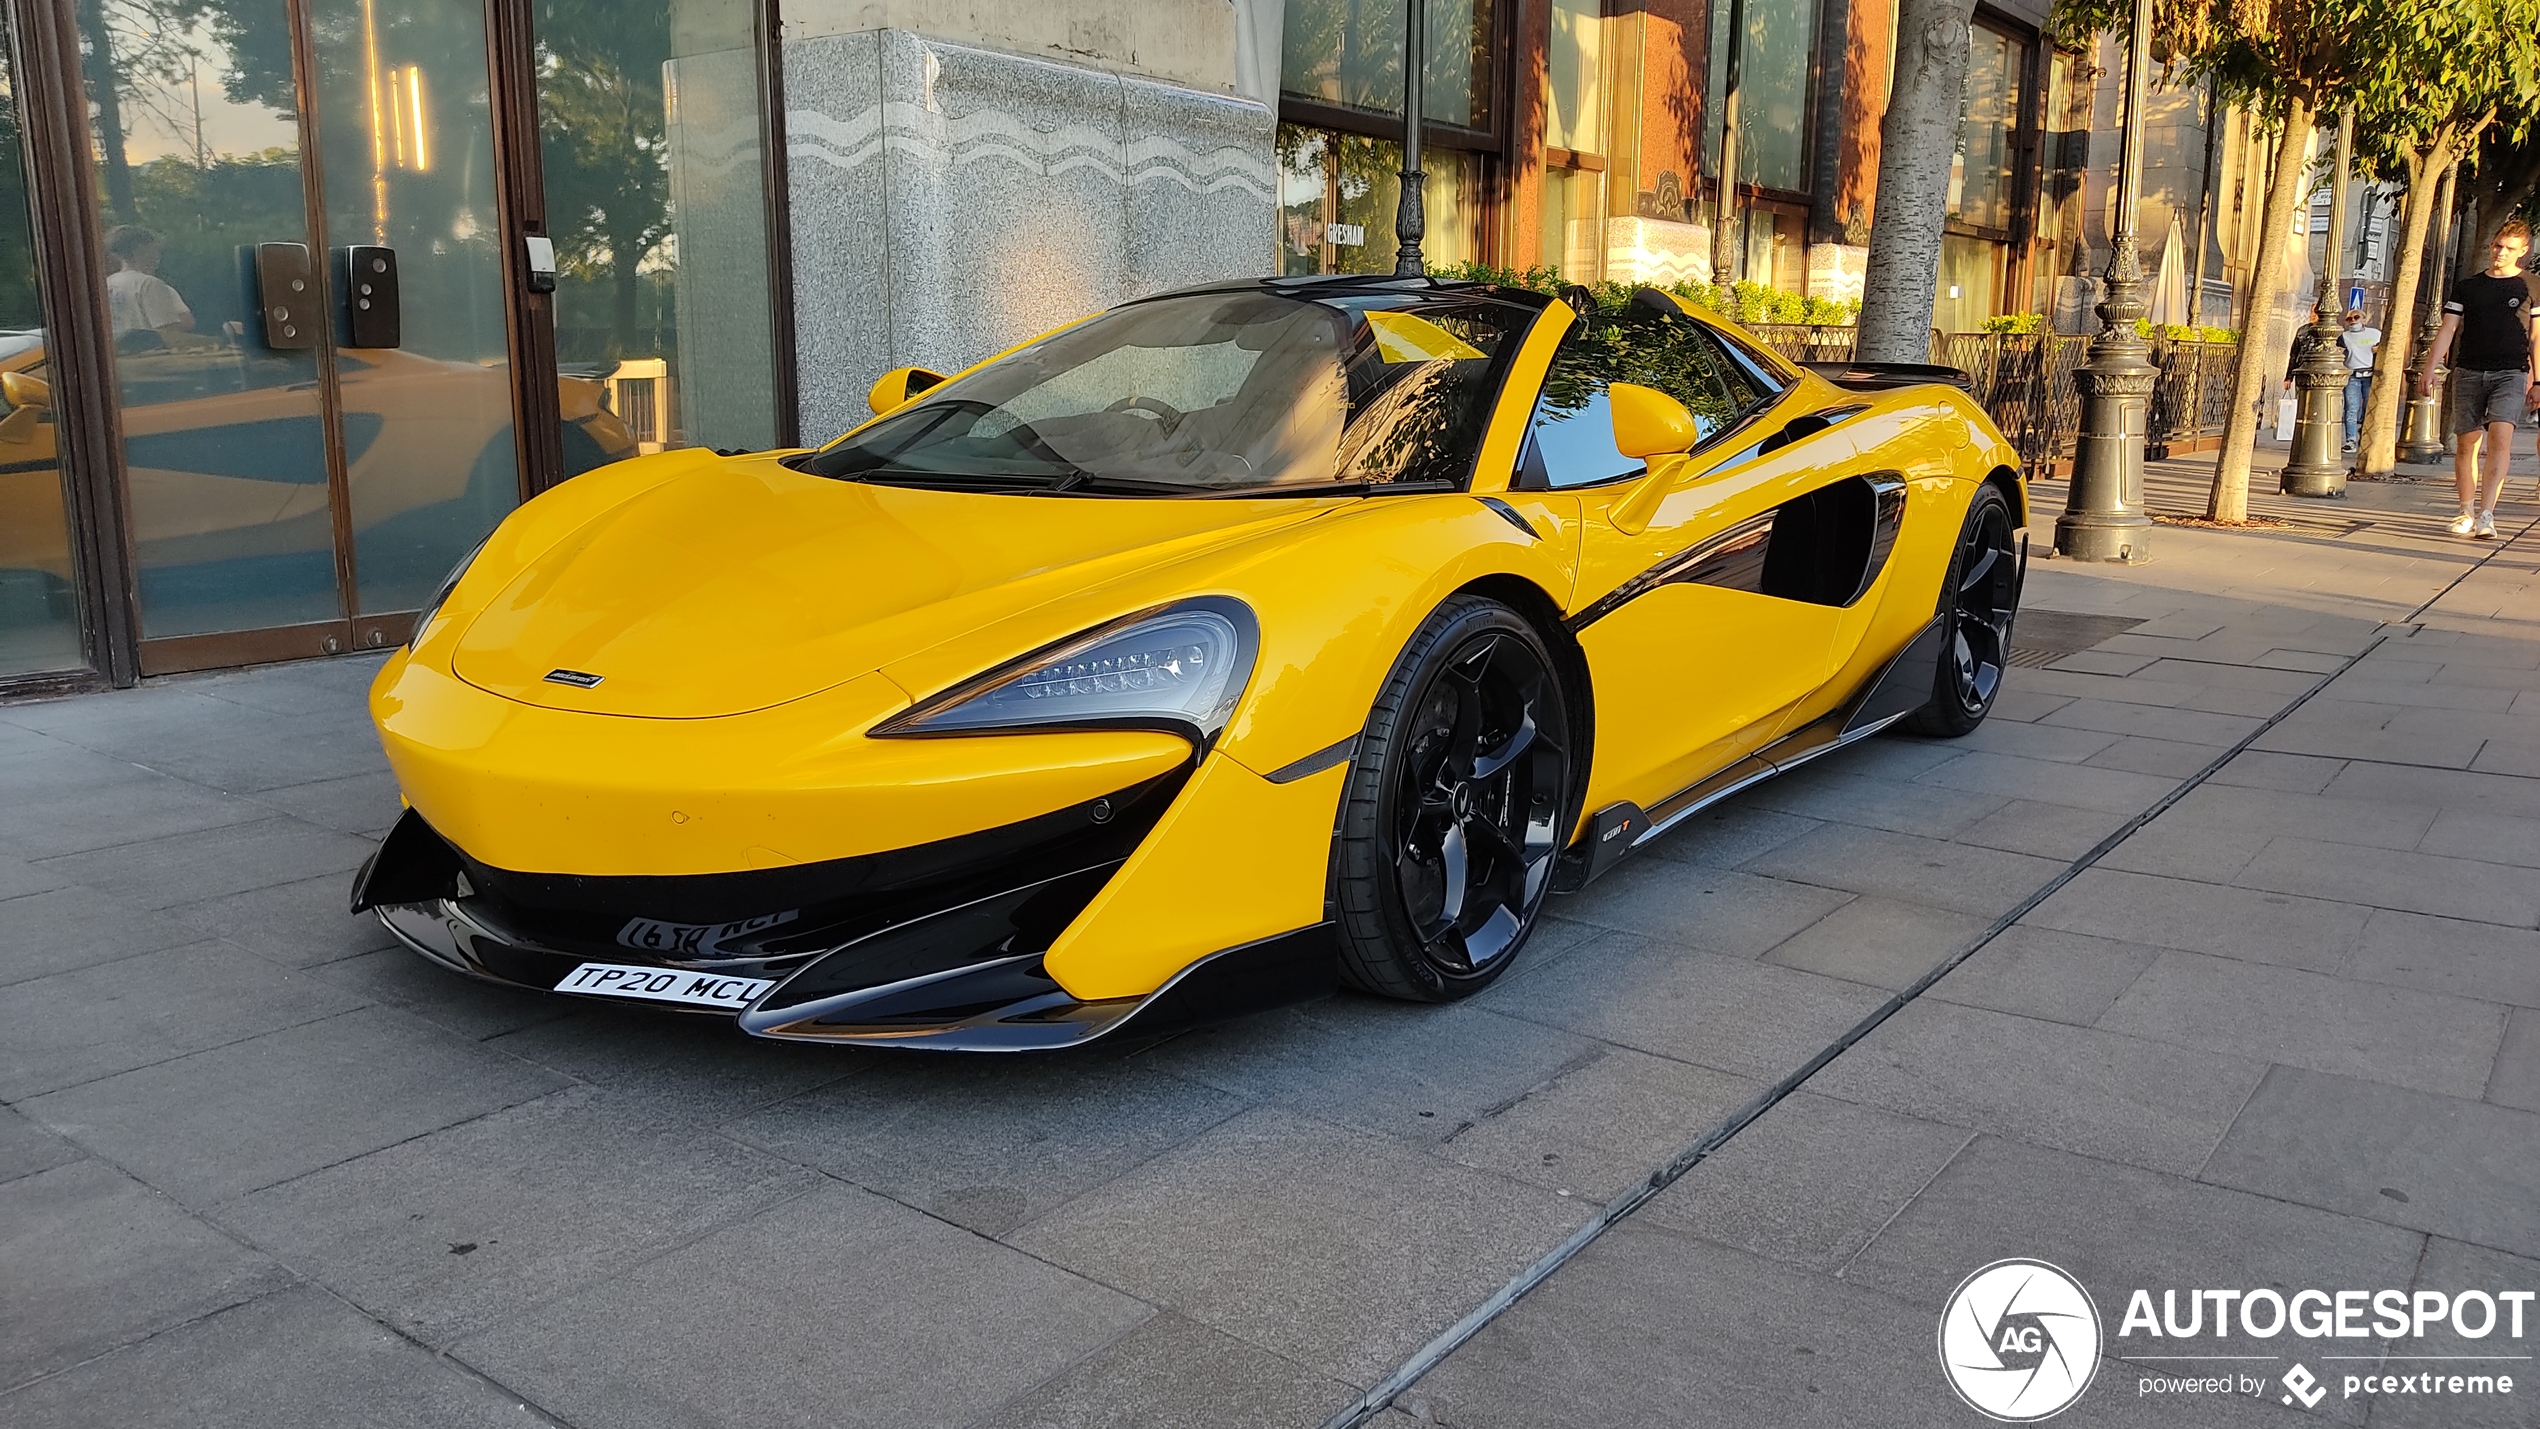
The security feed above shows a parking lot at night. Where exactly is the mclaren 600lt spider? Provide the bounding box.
[353,276,2026,1050]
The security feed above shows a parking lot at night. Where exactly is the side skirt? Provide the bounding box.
[1556,612,1949,892]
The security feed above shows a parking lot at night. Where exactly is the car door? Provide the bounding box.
[1525,303,1871,823]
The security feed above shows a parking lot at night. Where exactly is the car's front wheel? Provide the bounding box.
[1334,596,1573,1001]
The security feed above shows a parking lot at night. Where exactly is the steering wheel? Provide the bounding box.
[1104,395,1185,431]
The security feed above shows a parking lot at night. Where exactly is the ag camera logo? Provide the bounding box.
[1940,1259,2104,1421]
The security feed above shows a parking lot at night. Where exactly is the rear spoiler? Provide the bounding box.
[1802,361,1973,392]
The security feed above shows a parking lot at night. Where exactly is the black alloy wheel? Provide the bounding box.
[1336,596,1572,1001]
[1904,483,2020,738]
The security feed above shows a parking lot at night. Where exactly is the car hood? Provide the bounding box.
[451,456,1330,718]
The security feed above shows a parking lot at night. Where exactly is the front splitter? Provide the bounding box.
[376,901,1337,1051]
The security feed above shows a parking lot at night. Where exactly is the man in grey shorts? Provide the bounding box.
[2422,221,2538,539]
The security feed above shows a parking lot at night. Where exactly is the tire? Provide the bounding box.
[1901,483,2020,738]
[1334,595,1574,1001]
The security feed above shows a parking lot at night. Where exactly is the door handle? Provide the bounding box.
[247,242,317,350]
[337,246,401,348]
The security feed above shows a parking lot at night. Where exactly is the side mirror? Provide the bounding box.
[0,371,49,445]
[1607,382,1699,459]
[867,365,948,416]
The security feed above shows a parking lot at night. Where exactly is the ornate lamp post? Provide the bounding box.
[2283,108,2353,496]
[2400,164,2459,463]
[1393,0,1427,277]
[2055,0,2155,562]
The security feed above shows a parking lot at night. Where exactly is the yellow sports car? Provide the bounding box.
[354,278,2026,1050]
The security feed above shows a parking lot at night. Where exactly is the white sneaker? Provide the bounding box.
[2451,511,2480,537]
[2475,511,2498,539]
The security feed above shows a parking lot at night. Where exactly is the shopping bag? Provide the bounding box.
[2275,397,2296,440]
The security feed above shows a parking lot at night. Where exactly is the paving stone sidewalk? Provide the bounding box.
[5,451,2537,1428]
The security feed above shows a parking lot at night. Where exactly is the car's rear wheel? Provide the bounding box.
[1902,483,2019,738]
[1335,596,1572,1001]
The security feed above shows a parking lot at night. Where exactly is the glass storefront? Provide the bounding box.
[1531,0,1711,288]
[1951,24,2025,233]
[1278,0,1497,279]
[1281,0,1495,130]
[1705,0,1821,194]
[1277,127,1481,275]
[1936,233,2001,335]
[2032,46,2097,326]
[312,0,524,615]
[533,0,781,456]
[0,10,81,676]
[1935,20,2026,332]
[1539,0,1607,280]
[76,0,523,639]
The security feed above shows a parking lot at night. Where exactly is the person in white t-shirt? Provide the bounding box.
[2339,309,2380,453]
[104,225,195,353]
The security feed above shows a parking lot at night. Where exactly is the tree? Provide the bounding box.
[1855,0,1976,363]
[2351,0,2540,479]
[2458,128,2540,261]
[534,0,674,361]
[2053,0,2376,522]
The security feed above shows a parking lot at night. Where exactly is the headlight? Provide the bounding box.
[878,598,1257,741]
[409,538,488,651]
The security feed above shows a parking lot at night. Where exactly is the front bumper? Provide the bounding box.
[353,792,1336,1050]
[374,894,1336,1050]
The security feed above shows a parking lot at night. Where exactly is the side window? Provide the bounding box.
[1521,310,1747,489]
[1708,326,1794,403]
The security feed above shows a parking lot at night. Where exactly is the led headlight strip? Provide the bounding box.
[876,597,1258,743]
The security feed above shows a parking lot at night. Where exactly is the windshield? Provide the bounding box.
[796,287,1539,495]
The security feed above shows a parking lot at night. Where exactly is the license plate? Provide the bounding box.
[555,962,774,1010]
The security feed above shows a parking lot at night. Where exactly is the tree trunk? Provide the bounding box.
[74,0,138,224]
[2356,143,2456,477]
[1855,0,1974,363]
[610,235,643,359]
[2208,98,2313,524]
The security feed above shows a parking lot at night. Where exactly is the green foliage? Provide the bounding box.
[535,0,675,362]
[1981,311,2046,335]
[1428,261,1860,327]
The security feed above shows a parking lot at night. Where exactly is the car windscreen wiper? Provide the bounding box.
[1202,478,1461,499]
[840,469,1081,492]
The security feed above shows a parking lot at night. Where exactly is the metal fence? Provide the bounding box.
[1739,324,2245,472]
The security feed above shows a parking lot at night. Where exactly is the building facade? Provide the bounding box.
[0,0,2301,695]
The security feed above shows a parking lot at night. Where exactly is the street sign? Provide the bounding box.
[2349,285,2365,309]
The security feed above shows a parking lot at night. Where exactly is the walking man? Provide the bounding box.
[2341,308,2379,453]
[2422,220,2539,539]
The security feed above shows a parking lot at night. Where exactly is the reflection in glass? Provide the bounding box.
[78,0,342,638]
[0,13,82,673]
[1704,0,1820,192]
[1540,166,1606,281]
[1542,0,1608,156]
[309,0,524,614]
[1276,126,1479,277]
[1950,26,2024,233]
[1280,0,1493,130]
[1937,234,1999,335]
[535,0,779,459]
[1525,307,1743,489]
